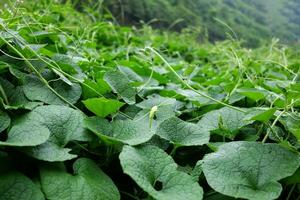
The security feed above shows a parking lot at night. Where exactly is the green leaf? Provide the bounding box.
[283,167,300,185]
[83,98,124,117]
[237,88,267,101]
[22,142,77,162]
[40,158,120,200]
[0,110,10,132]
[23,75,81,105]
[104,71,136,104]
[202,142,300,200]
[0,121,50,147]
[81,79,111,99]
[25,105,91,145]
[136,95,177,109]
[2,86,43,110]
[20,105,91,161]
[0,61,9,73]
[118,66,143,82]
[157,117,210,146]
[280,113,300,141]
[119,145,203,200]
[197,107,250,139]
[84,117,154,145]
[244,108,276,122]
[0,172,44,200]
[190,160,203,182]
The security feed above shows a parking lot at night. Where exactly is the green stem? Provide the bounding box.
[120,191,140,200]
[170,145,179,157]
[146,47,246,113]
[286,184,296,200]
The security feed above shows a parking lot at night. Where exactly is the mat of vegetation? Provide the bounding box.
[0,1,300,200]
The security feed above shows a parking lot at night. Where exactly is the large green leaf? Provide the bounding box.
[0,110,10,132]
[0,172,44,200]
[23,75,81,105]
[84,117,154,145]
[202,142,300,200]
[157,117,210,146]
[40,158,120,200]
[24,105,91,145]
[82,97,124,117]
[20,105,91,161]
[104,71,136,104]
[0,121,50,147]
[119,145,203,200]
[197,107,250,139]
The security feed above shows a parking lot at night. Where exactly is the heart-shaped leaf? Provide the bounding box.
[20,105,91,161]
[0,172,44,200]
[202,141,300,200]
[40,158,120,200]
[82,97,124,117]
[119,145,203,200]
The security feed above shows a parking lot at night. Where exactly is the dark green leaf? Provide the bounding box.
[120,145,203,200]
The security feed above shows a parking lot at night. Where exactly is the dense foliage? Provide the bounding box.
[0,1,300,200]
[105,0,300,47]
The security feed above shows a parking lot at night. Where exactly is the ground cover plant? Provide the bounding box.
[0,1,300,199]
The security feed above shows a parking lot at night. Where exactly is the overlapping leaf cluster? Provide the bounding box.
[0,1,299,199]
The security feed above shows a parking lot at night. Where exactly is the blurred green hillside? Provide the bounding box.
[103,0,300,47]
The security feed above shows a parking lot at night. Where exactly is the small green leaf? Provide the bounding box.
[104,71,136,104]
[118,66,143,82]
[84,117,154,145]
[280,113,300,141]
[283,167,300,185]
[119,145,203,200]
[136,95,177,109]
[83,98,124,117]
[81,79,111,99]
[22,142,77,162]
[0,121,50,147]
[237,88,267,101]
[2,86,43,110]
[202,142,300,200]
[0,110,10,133]
[244,108,276,122]
[191,160,203,182]
[157,117,210,146]
[40,158,120,200]
[0,172,44,200]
